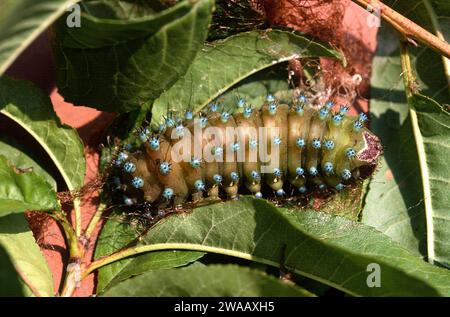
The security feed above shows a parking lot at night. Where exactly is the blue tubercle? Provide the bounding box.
[230,171,239,182]
[159,161,171,175]
[174,123,185,137]
[132,176,144,189]
[298,186,307,194]
[124,143,133,151]
[324,140,335,150]
[332,113,343,125]
[209,102,219,112]
[359,113,368,122]
[251,170,260,180]
[353,120,364,130]
[115,152,128,166]
[266,94,275,103]
[335,183,345,191]
[190,157,201,168]
[298,94,307,104]
[325,101,334,109]
[231,142,240,152]
[312,138,321,149]
[276,189,285,197]
[296,167,305,176]
[139,128,150,142]
[296,137,306,148]
[237,98,246,108]
[268,103,277,115]
[294,104,304,115]
[199,116,208,128]
[165,117,175,128]
[243,106,253,118]
[185,110,193,120]
[123,162,136,173]
[212,146,223,156]
[273,168,282,178]
[318,183,327,190]
[273,136,282,145]
[346,148,356,158]
[220,111,230,123]
[158,123,166,133]
[339,105,349,115]
[249,139,258,149]
[213,174,222,184]
[309,166,318,176]
[319,107,329,120]
[255,192,263,198]
[341,169,352,180]
[194,180,205,191]
[163,188,174,200]
[149,136,160,151]
[324,162,334,174]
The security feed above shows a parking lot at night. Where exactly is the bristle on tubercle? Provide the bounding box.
[108,93,382,213]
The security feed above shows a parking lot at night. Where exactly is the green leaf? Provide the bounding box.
[363,24,427,257]
[94,210,204,294]
[102,264,313,296]
[363,1,450,267]
[0,243,25,296]
[0,135,56,190]
[0,213,54,296]
[408,94,450,268]
[0,155,58,216]
[54,0,214,112]
[151,29,343,125]
[0,0,72,75]
[0,76,85,192]
[102,197,450,296]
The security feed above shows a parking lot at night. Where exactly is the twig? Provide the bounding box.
[352,0,450,59]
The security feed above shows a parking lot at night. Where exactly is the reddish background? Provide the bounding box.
[5,2,377,296]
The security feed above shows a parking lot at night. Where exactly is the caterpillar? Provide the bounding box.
[109,93,382,214]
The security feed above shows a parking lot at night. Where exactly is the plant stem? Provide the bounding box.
[74,197,82,237]
[54,211,81,259]
[352,0,450,59]
[54,210,84,297]
[84,201,108,239]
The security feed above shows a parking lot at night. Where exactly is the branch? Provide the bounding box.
[352,0,450,59]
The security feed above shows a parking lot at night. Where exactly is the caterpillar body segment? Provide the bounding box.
[112,94,382,210]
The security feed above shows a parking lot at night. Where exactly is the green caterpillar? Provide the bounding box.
[110,94,382,211]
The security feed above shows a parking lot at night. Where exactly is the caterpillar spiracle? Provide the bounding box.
[110,94,383,214]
